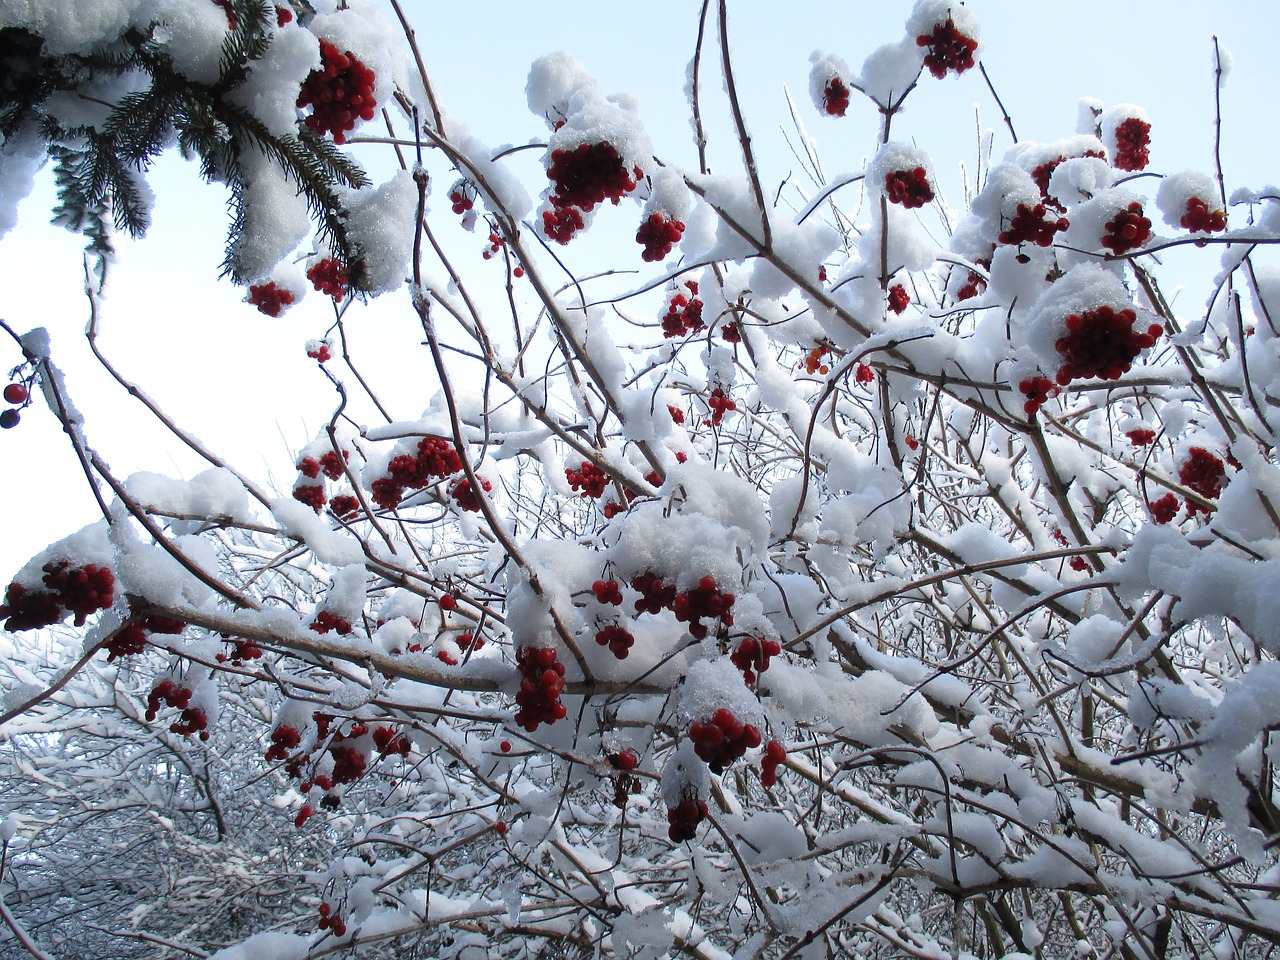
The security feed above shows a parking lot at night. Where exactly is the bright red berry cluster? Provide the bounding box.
[247,281,295,317]
[594,623,635,659]
[956,271,986,301]
[265,723,302,762]
[1181,197,1226,235]
[567,461,609,498]
[449,476,491,512]
[1018,376,1059,417]
[998,203,1069,247]
[307,259,348,300]
[310,610,353,635]
[217,636,264,665]
[667,793,708,842]
[731,636,782,686]
[631,571,676,614]
[1100,202,1152,255]
[707,388,736,426]
[672,576,735,640]
[592,579,623,605]
[514,645,567,732]
[762,739,786,788]
[1126,428,1157,446]
[147,679,209,740]
[800,344,830,375]
[884,167,934,208]
[107,604,186,662]
[1179,447,1225,512]
[547,142,640,211]
[1111,118,1151,172]
[887,284,910,315]
[636,213,685,262]
[541,204,586,244]
[1054,307,1162,384]
[690,707,761,773]
[1,560,117,632]
[293,482,326,512]
[823,77,850,117]
[481,229,505,260]
[370,436,463,510]
[661,281,704,338]
[720,321,743,343]
[917,19,979,79]
[855,363,875,385]
[297,41,377,145]
[327,494,359,518]
[317,902,346,937]
[448,180,475,215]
[1151,492,1179,524]
[307,340,333,362]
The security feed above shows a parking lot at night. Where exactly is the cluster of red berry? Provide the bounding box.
[306,339,334,363]
[541,204,586,244]
[265,722,302,762]
[592,579,624,605]
[293,481,326,512]
[720,321,743,343]
[594,623,635,659]
[147,679,209,740]
[246,281,295,317]
[800,344,831,375]
[1100,202,1152,255]
[449,476,491,512]
[106,604,186,662]
[327,494,360,519]
[1126,428,1156,446]
[307,258,348,300]
[884,167,934,208]
[298,450,349,481]
[672,576,736,640]
[1150,492,1179,524]
[636,213,685,262]
[297,41,377,145]
[998,203,1069,248]
[370,435,463,510]
[630,571,676,614]
[822,77,850,117]
[917,18,979,79]
[1111,118,1151,172]
[661,281,704,338]
[514,645,567,732]
[316,902,347,938]
[706,388,736,426]
[855,363,876,385]
[1179,447,1225,513]
[310,610,353,635]
[955,270,986,301]
[566,461,609,498]
[481,228,506,261]
[1017,376,1059,417]
[1,381,27,429]
[1,560,116,632]
[667,792,709,842]
[730,636,782,687]
[547,141,641,211]
[887,284,910,315]
[1054,306,1162,384]
[761,739,787,788]
[1181,197,1227,235]
[448,179,475,215]
[690,707,762,773]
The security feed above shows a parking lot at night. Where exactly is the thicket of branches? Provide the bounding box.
[3,2,1280,959]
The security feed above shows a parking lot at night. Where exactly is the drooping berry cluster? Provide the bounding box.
[887,283,910,315]
[311,610,353,635]
[672,576,736,640]
[731,636,782,686]
[1100,202,1152,255]
[592,579,623,605]
[1018,376,1059,417]
[855,363,876,385]
[370,436,463,510]
[541,204,586,244]
[316,902,347,938]
[667,792,709,842]
[884,167,934,208]
[1180,197,1226,235]
[1111,118,1151,172]
[706,388,736,426]
[1179,447,1225,513]
[1150,492,1179,524]
[799,344,830,376]
[247,281,295,317]
[147,679,209,740]
[547,142,641,212]
[631,572,677,614]
[307,259,348,300]
[594,623,635,659]
[448,179,475,215]
[636,213,685,262]
[1054,307,1162,384]
[514,645,567,732]
[822,77,850,117]
[265,723,302,762]
[566,461,609,498]
[297,41,377,145]
[1,560,117,632]
[661,281,704,338]
[481,228,505,260]
[955,270,986,301]
[306,339,334,362]
[998,203,1069,247]
[690,707,761,773]
[107,603,186,662]
[762,739,786,787]
[293,481,326,512]
[449,476,491,512]
[328,494,359,518]
[1,381,27,429]
[720,321,742,343]
[1126,428,1156,446]
[217,635,264,665]
[917,18,979,79]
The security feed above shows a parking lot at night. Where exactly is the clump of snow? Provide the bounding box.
[808,51,852,114]
[227,26,320,138]
[230,150,312,281]
[905,0,981,53]
[661,740,710,807]
[0,126,51,239]
[141,0,231,85]
[857,38,923,108]
[1,0,144,56]
[1023,264,1147,373]
[679,656,763,728]
[526,51,599,127]
[341,171,417,294]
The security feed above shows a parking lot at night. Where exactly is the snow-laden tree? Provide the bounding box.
[2,2,1280,958]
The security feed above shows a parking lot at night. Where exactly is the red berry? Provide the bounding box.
[1111,117,1151,172]
[439,594,457,611]
[500,740,512,753]
[917,18,979,79]
[884,167,933,208]
[3,383,27,404]
[822,77,850,117]
[0,409,18,429]
[495,820,507,835]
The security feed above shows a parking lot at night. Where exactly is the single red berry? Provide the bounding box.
[500,740,512,753]
[0,409,18,429]
[495,820,507,835]
[439,594,457,611]
[3,383,27,405]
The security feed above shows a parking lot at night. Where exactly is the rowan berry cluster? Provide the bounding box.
[888,284,910,315]
[246,281,294,317]
[761,739,786,787]
[1111,117,1151,172]
[547,142,641,211]
[316,902,346,937]
[594,623,635,659]
[1,560,117,631]
[667,793,709,842]
[293,482,326,512]
[449,476,491,512]
[1126,428,1157,446]
[856,363,876,385]
[731,636,782,687]
[541,204,585,244]
[370,436,463,510]
[799,344,830,376]
[720,321,743,343]
[147,679,209,740]
[1150,493,1179,524]
[566,461,609,498]
[306,259,348,300]
[1017,376,1059,417]
[998,203,1069,247]
[884,167,934,208]
[265,723,301,762]
[955,271,986,301]
[706,388,736,426]
[448,180,475,215]
[1100,202,1152,255]
[661,281,704,338]
[306,339,333,362]
[689,707,761,773]
[107,604,186,662]
[592,579,623,605]
[636,213,685,262]
[917,18,979,79]
[514,645,567,732]
[310,611,353,635]
[1181,197,1227,235]
[1179,447,1225,512]
[672,576,736,640]
[1054,307,1162,384]
[297,41,377,145]
[327,494,359,518]
[822,77,850,117]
